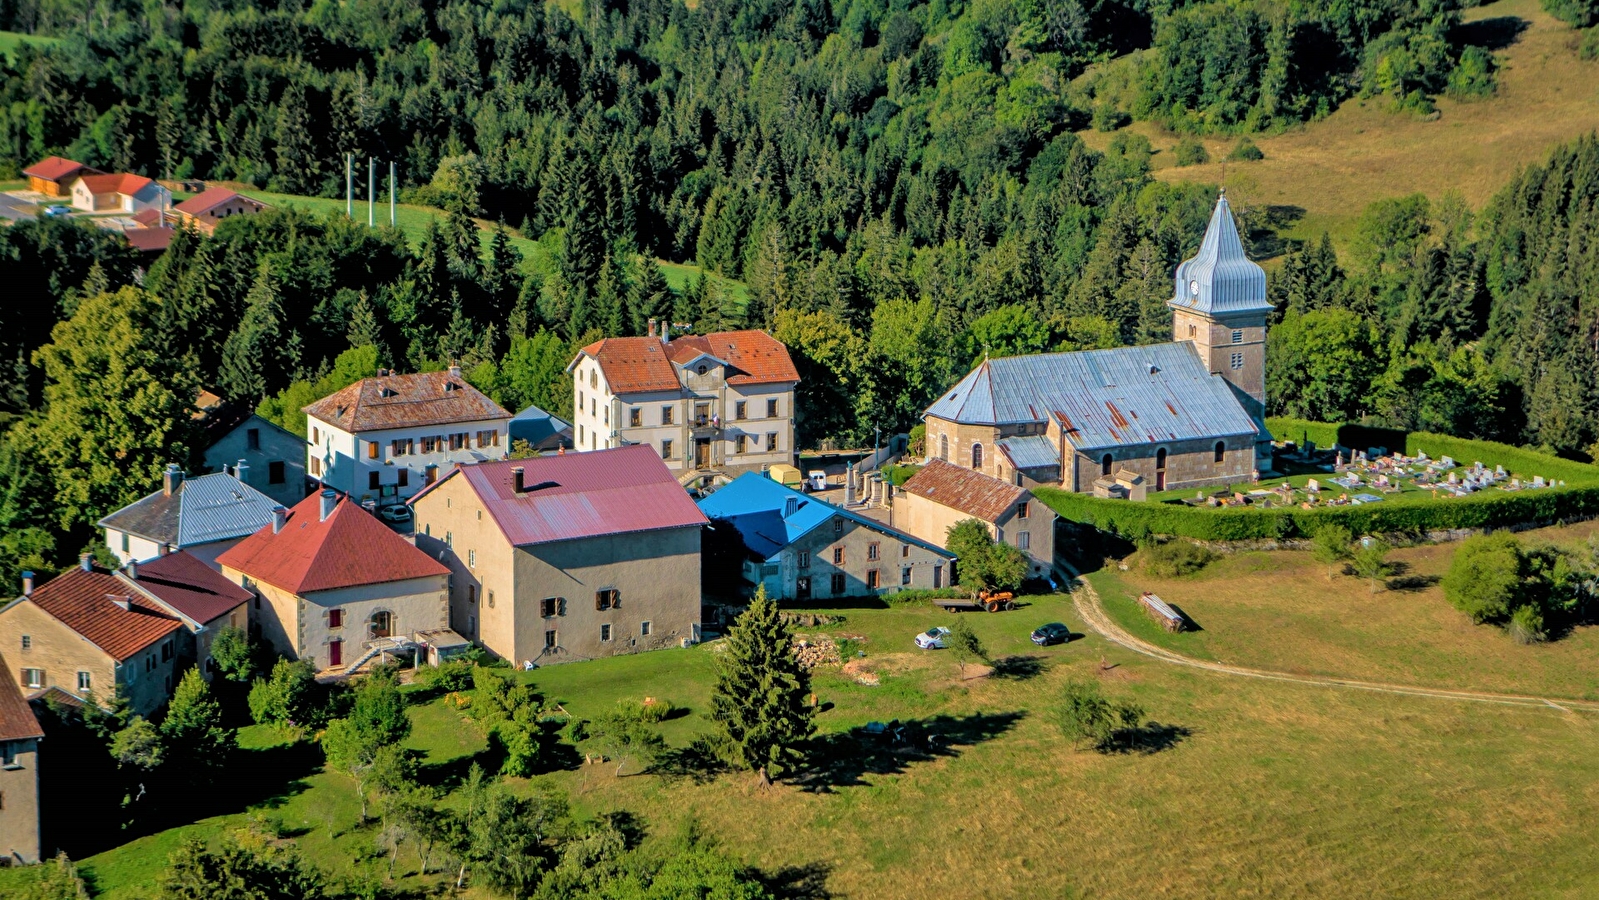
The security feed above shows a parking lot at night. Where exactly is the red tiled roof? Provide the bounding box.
[132,551,252,625]
[124,227,173,253]
[217,492,449,594]
[0,658,43,742]
[900,458,1029,523]
[575,330,798,395]
[302,370,511,433]
[77,173,155,196]
[174,187,264,218]
[131,208,164,227]
[432,445,708,547]
[22,566,182,662]
[23,156,93,182]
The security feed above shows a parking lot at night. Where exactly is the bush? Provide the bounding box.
[1543,0,1599,28]
[1052,679,1144,751]
[1173,137,1210,166]
[885,587,966,605]
[1092,101,1129,132]
[1508,603,1547,644]
[1442,532,1524,622]
[248,659,326,731]
[1141,539,1217,577]
[414,659,475,693]
[1227,137,1264,161]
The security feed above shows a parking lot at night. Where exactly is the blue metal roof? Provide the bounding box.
[995,435,1059,470]
[925,342,1259,451]
[696,473,952,562]
[508,403,573,448]
[1170,192,1272,318]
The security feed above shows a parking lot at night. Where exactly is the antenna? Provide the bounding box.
[389,161,396,227]
[346,155,353,219]
[368,158,375,227]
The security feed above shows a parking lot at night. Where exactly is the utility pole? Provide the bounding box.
[346,155,352,218]
[389,161,396,227]
[368,158,375,227]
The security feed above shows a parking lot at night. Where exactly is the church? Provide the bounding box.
[923,192,1274,495]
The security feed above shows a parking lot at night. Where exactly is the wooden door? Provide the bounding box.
[329,639,343,667]
[695,439,711,469]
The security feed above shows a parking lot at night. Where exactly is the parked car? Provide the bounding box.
[378,504,412,523]
[41,205,72,217]
[1030,622,1071,646]
[914,627,950,650]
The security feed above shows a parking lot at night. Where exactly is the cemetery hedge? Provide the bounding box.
[1037,432,1599,542]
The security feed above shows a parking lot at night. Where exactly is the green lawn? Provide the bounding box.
[7,590,1599,898]
[0,30,59,61]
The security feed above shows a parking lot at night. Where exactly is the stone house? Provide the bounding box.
[122,552,253,682]
[696,472,956,603]
[0,558,184,717]
[197,397,308,509]
[923,193,1273,495]
[99,466,282,569]
[897,459,1056,580]
[304,367,513,505]
[0,658,43,866]
[217,490,450,673]
[567,327,798,477]
[410,445,707,666]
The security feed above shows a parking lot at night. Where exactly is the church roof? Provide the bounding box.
[1170,192,1271,318]
[924,342,1258,452]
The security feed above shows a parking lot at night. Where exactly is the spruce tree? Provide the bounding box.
[346,291,384,355]
[219,268,287,405]
[593,255,626,337]
[710,585,815,786]
[630,259,673,335]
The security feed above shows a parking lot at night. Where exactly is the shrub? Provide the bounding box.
[1446,45,1496,99]
[1442,532,1524,623]
[947,616,987,676]
[1173,137,1210,166]
[1508,603,1547,644]
[1052,679,1144,751]
[1141,539,1217,577]
[1350,537,1392,593]
[1227,137,1264,161]
[1543,0,1599,28]
[415,659,474,693]
[1311,524,1353,579]
[248,659,326,730]
[1092,101,1129,132]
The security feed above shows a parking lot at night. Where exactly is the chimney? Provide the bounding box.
[511,466,525,493]
[447,363,462,378]
[271,506,288,534]
[79,553,93,573]
[647,318,657,338]
[159,543,172,556]
[236,459,250,484]
[21,571,33,596]
[320,489,338,522]
[126,559,138,581]
[162,463,183,496]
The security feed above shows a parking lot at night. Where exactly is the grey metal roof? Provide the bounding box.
[98,473,281,548]
[925,343,1259,452]
[995,435,1060,470]
[1170,192,1272,318]
[508,404,573,449]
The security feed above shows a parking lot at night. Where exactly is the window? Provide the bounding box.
[398,468,409,487]
[269,461,286,484]
[77,671,91,692]
[445,531,453,548]
[735,435,747,454]
[329,609,344,628]
[641,620,651,636]
[541,597,559,618]
[247,428,261,451]
[450,433,468,451]
[971,443,984,470]
[600,624,612,642]
[830,573,846,594]
[797,576,812,600]
[1,744,14,767]
[902,567,912,586]
[901,544,910,558]
[767,432,778,451]
[468,549,476,569]
[311,426,321,444]
[20,635,29,650]
[735,401,747,420]
[661,439,673,459]
[1188,323,1197,337]
[487,591,495,608]
[1215,441,1226,464]
[121,533,129,552]
[604,406,609,425]
[590,370,598,389]
[596,589,620,610]
[161,640,173,662]
[21,668,42,689]
[368,441,380,460]
[369,471,381,490]
[1017,531,1031,550]
[868,542,880,561]
[1017,502,1029,519]
[798,550,810,568]
[468,586,476,604]
[767,399,779,418]
[1101,454,1113,477]
[833,519,844,536]
[545,630,557,649]
[1232,329,1244,344]
[422,436,439,453]
[1230,352,1244,370]
[579,391,585,410]
[310,457,322,477]
[578,424,584,443]
[867,569,880,590]
[629,408,642,427]
[391,439,411,457]
[662,405,674,425]
[696,364,708,375]
[833,547,845,565]
[476,430,499,448]
[939,434,949,461]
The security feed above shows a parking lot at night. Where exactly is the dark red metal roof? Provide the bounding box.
[133,551,252,625]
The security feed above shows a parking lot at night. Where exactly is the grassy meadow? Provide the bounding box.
[1079,0,1599,250]
[3,583,1597,898]
[0,30,58,61]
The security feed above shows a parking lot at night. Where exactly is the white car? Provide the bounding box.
[915,627,951,650]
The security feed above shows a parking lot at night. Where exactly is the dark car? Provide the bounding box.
[1030,622,1071,646]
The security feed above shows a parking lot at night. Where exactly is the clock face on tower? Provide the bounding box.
[1189,279,1200,296]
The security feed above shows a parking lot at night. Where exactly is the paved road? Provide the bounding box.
[0,192,34,222]
[1068,571,1599,714]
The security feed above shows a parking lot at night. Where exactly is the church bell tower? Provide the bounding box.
[1170,191,1271,420]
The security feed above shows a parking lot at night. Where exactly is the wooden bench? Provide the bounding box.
[1139,592,1185,633]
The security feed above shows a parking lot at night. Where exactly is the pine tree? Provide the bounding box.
[346,290,385,359]
[219,268,288,405]
[710,585,815,786]
[272,83,316,194]
[593,255,626,337]
[482,223,523,325]
[630,259,673,335]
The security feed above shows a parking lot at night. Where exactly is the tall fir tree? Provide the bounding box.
[630,260,673,335]
[218,268,288,405]
[346,290,385,360]
[710,585,815,786]
[593,255,626,337]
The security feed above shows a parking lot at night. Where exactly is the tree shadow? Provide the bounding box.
[649,736,734,785]
[1102,722,1192,755]
[760,861,835,900]
[1455,16,1528,50]
[1387,573,1440,592]
[990,655,1046,681]
[794,711,1025,793]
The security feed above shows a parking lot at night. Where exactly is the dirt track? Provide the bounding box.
[1069,576,1599,715]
